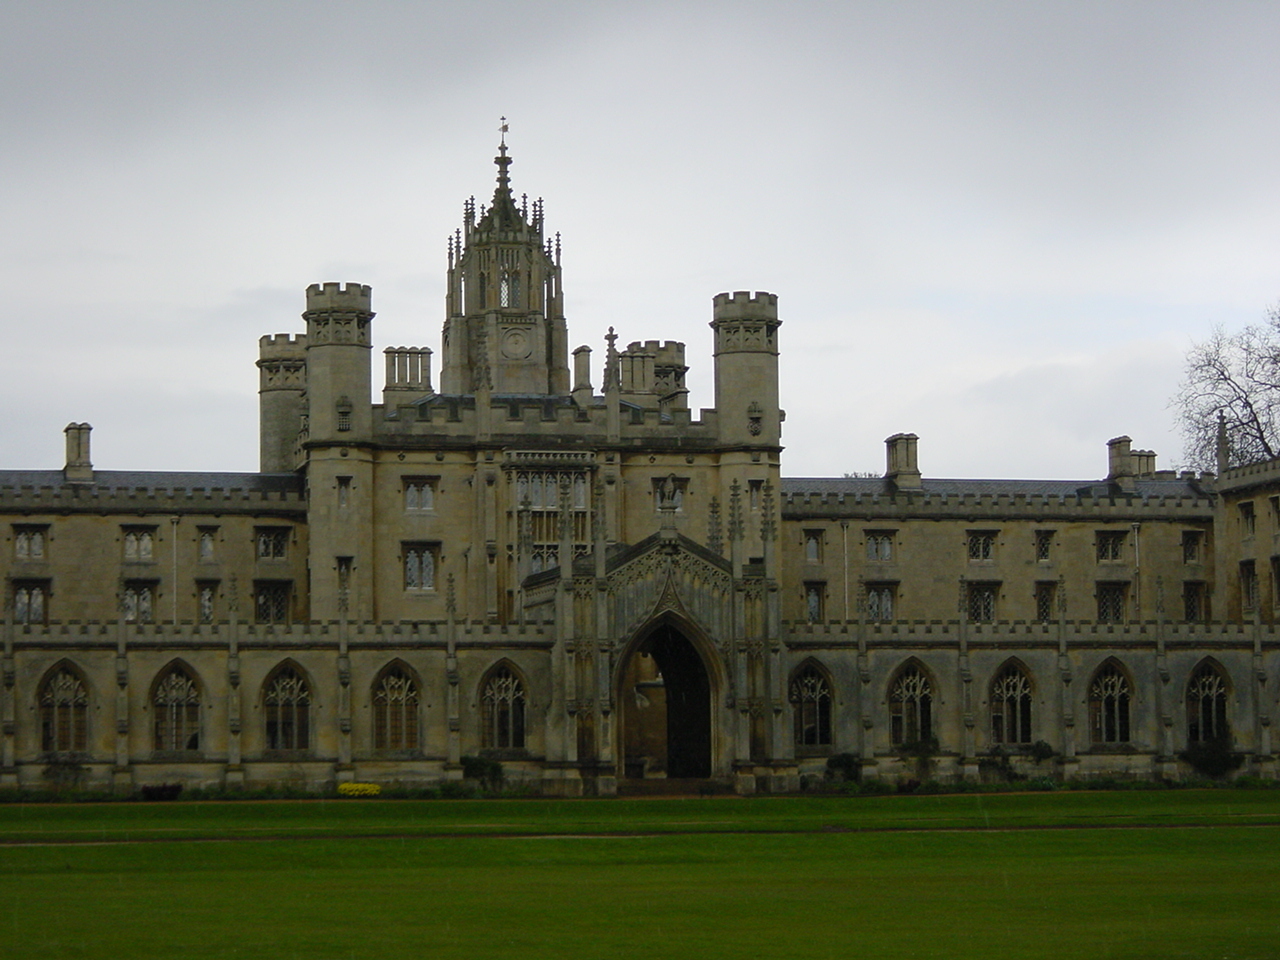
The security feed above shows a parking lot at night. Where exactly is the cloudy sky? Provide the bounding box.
[3,1,1278,480]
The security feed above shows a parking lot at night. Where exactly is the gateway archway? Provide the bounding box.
[618,622,711,779]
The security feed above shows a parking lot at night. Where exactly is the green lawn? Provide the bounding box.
[1,792,1277,959]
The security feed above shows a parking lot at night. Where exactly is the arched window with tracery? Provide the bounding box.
[40,664,88,754]
[990,662,1033,746]
[889,663,932,748]
[1186,662,1229,744]
[153,664,201,752]
[373,663,420,752]
[264,664,310,752]
[790,662,832,748]
[1089,661,1131,745]
[481,664,526,750]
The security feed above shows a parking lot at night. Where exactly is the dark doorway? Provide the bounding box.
[620,623,711,778]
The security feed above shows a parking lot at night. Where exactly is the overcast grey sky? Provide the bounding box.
[3,1,1277,479]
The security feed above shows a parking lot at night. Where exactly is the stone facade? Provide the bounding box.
[2,144,1277,794]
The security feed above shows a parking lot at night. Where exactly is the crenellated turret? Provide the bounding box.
[441,139,569,396]
[303,283,374,441]
[258,333,307,472]
[710,291,782,446]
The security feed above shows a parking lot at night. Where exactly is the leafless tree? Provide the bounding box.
[1175,308,1280,471]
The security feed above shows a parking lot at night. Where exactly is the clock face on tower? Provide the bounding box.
[501,327,533,360]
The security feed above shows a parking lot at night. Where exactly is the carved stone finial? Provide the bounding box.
[707,495,723,555]
[728,480,744,542]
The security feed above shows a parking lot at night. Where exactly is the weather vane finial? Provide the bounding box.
[499,116,508,148]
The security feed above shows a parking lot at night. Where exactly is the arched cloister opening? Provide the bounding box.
[618,620,712,779]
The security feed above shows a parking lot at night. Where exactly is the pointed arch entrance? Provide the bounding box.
[618,620,712,779]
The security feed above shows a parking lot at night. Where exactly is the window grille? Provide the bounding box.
[154,667,200,752]
[14,582,47,624]
[256,528,289,560]
[1089,664,1131,744]
[123,582,154,623]
[514,470,590,571]
[403,544,437,591]
[1096,583,1126,623]
[373,667,420,751]
[1096,532,1126,562]
[1182,531,1203,564]
[255,582,290,624]
[866,584,894,621]
[789,665,832,747]
[968,583,997,622]
[804,530,822,562]
[889,666,932,747]
[866,533,893,562]
[1034,531,1052,562]
[967,532,995,561]
[990,664,1033,745]
[1186,664,1228,744]
[482,666,526,750]
[1183,582,1206,623]
[1034,582,1056,622]
[14,526,46,560]
[40,667,88,753]
[123,528,154,562]
[264,667,310,751]
[404,478,436,511]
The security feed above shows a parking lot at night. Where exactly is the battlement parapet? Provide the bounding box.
[304,282,373,314]
[712,290,779,321]
[1220,456,1280,492]
[783,619,1277,644]
[259,333,308,355]
[0,479,306,514]
[781,489,1215,521]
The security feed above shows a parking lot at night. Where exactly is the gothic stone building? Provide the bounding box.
[3,145,1277,795]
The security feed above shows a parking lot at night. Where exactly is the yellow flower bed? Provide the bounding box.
[337,782,382,798]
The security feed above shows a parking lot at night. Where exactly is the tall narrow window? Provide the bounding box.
[40,665,88,754]
[1096,531,1126,562]
[804,530,822,562]
[14,525,47,560]
[1089,662,1131,745]
[123,527,155,562]
[1034,581,1056,622]
[1186,663,1229,744]
[1183,581,1206,623]
[1034,530,1053,562]
[197,582,217,624]
[482,664,526,750]
[748,479,763,511]
[790,663,832,748]
[404,477,436,511]
[967,532,995,561]
[256,527,289,560]
[14,581,48,624]
[866,532,893,562]
[990,663,1033,746]
[804,582,824,623]
[889,664,932,748]
[373,664,420,752]
[1096,582,1127,623]
[153,665,200,752]
[404,543,437,591]
[1182,530,1203,564]
[123,581,155,623]
[254,581,290,624]
[264,665,310,752]
[866,583,895,621]
[1239,502,1256,538]
[1240,561,1259,613]
[968,582,998,622]
[337,476,351,509]
[197,527,217,563]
